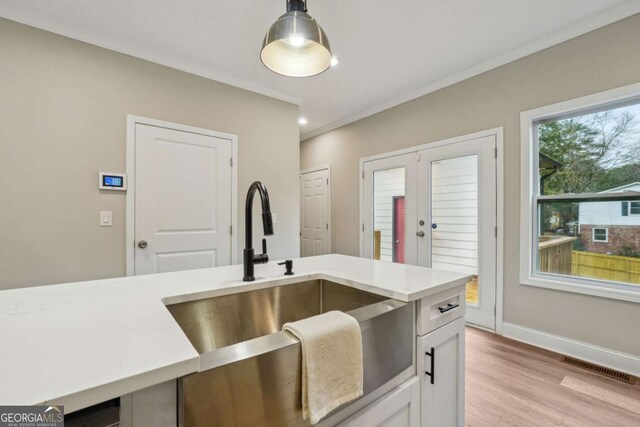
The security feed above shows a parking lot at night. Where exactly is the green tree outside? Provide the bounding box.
[536,108,640,251]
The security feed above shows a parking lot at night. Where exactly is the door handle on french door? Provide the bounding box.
[138,240,148,249]
[416,231,425,237]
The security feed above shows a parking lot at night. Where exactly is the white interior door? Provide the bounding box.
[362,154,417,265]
[134,123,232,275]
[300,168,330,257]
[417,136,497,329]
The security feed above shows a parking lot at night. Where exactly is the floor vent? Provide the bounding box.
[561,356,636,384]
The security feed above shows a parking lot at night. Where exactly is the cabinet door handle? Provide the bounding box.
[438,303,459,313]
[425,347,435,384]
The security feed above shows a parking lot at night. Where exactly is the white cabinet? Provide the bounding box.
[339,377,420,427]
[417,317,465,427]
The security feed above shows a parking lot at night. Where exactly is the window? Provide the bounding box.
[521,84,640,302]
[592,228,608,242]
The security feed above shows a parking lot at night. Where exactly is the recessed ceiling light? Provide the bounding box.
[330,57,339,67]
[299,117,308,125]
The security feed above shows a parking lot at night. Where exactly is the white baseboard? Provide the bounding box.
[502,323,640,377]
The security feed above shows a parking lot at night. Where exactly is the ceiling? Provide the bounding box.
[2,0,639,140]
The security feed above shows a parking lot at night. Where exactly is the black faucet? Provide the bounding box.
[243,181,274,281]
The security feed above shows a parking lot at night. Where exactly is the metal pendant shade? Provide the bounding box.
[261,1,332,77]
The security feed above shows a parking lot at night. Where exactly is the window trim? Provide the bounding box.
[520,83,640,303]
[630,201,640,216]
[592,228,608,243]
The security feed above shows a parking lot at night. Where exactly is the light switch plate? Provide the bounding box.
[272,213,277,224]
[100,211,112,227]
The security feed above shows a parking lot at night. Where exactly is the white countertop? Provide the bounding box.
[0,254,469,412]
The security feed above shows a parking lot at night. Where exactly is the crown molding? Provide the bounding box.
[300,1,640,141]
[0,15,303,105]
[3,1,638,134]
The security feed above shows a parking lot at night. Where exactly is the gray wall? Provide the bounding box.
[301,14,640,355]
[0,18,300,289]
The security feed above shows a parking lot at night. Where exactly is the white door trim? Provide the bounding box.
[125,115,238,276]
[359,127,504,163]
[495,128,504,335]
[300,164,332,254]
[359,128,504,333]
[300,163,331,175]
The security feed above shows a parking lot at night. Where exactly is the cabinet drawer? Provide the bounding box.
[416,285,465,336]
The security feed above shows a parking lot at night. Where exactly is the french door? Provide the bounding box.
[362,135,497,329]
[417,136,496,329]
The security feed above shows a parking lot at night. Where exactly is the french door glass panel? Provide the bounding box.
[431,155,479,302]
[363,154,417,265]
[373,168,405,263]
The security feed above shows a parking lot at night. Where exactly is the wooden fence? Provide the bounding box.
[538,236,576,275]
[572,251,640,285]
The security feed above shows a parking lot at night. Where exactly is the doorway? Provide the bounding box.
[126,116,237,276]
[300,165,331,257]
[361,130,501,330]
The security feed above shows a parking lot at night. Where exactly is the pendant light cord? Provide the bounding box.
[286,0,308,13]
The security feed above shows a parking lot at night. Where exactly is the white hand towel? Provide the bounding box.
[283,310,364,425]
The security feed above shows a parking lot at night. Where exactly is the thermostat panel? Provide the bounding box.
[99,172,127,191]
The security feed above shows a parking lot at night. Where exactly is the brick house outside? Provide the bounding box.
[578,182,640,255]
[579,224,640,254]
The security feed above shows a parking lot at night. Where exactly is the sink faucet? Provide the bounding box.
[243,181,274,281]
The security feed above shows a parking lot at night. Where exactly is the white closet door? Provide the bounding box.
[300,168,330,257]
[134,124,232,274]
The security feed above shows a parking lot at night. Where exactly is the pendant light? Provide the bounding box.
[261,0,332,77]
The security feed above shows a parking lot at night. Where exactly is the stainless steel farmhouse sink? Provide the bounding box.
[166,279,414,427]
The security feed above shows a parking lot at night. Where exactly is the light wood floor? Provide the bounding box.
[466,327,640,426]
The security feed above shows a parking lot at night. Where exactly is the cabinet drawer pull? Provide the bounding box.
[438,303,459,313]
[425,347,435,384]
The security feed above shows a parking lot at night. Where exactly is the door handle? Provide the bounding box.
[416,231,425,237]
[138,240,148,249]
[425,347,435,384]
[438,303,459,313]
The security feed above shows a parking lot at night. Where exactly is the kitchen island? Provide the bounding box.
[0,254,469,426]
